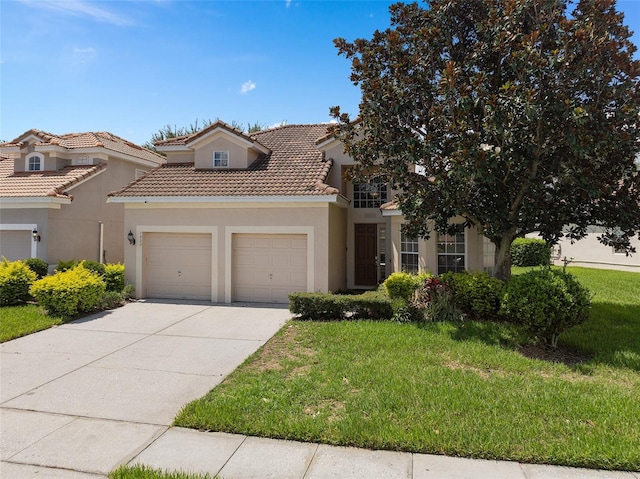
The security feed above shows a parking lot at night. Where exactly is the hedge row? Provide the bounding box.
[289,290,394,321]
[289,267,591,348]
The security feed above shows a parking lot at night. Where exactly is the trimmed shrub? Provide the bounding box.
[0,258,37,306]
[104,263,125,292]
[289,291,394,321]
[55,259,78,272]
[30,263,106,317]
[511,238,551,267]
[383,272,416,301]
[81,260,106,277]
[24,258,49,279]
[440,271,504,320]
[500,268,591,348]
[122,284,136,300]
[99,291,126,310]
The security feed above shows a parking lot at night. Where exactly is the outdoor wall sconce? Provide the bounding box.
[32,228,41,242]
[127,230,136,245]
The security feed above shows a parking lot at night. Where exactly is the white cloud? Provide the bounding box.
[285,0,292,7]
[19,0,133,26]
[240,80,256,94]
[73,47,96,63]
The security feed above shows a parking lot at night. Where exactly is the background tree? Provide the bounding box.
[143,119,267,152]
[331,0,640,281]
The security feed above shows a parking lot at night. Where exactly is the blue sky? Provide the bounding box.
[1,0,639,146]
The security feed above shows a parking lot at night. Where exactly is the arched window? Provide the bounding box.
[26,153,43,171]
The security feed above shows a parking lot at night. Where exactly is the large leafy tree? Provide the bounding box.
[331,0,640,280]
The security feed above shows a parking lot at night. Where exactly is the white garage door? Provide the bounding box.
[233,233,307,303]
[145,233,212,300]
[0,230,31,261]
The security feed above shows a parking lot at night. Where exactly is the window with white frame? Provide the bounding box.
[213,151,229,168]
[353,176,387,208]
[27,154,43,171]
[400,231,419,274]
[437,225,466,274]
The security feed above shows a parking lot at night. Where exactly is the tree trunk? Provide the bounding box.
[493,236,514,282]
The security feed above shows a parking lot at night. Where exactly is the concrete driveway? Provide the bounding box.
[0,300,290,477]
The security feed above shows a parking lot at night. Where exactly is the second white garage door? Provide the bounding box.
[145,232,212,301]
[233,233,307,303]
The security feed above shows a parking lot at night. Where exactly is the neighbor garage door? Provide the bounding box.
[0,230,31,261]
[233,233,307,303]
[145,233,212,300]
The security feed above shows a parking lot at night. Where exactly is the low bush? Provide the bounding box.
[99,291,126,310]
[55,259,79,272]
[383,272,416,301]
[289,291,394,321]
[500,268,591,348]
[440,271,504,320]
[24,258,49,279]
[30,264,106,317]
[414,276,464,322]
[511,238,551,267]
[0,258,37,306]
[82,260,106,277]
[122,284,136,300]
[104,263,125,292]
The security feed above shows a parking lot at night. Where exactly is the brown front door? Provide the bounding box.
[355,224,378,286]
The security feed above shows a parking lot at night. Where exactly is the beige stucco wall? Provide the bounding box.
[328,203,347,292]
[544,233,640,272]
[123,201,347,302]
[194,136,258,170]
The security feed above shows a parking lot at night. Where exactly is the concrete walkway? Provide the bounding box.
[1,301,637,478]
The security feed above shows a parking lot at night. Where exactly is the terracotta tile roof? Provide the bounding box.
[2,129,164,165]
[110,124,340,198]
[380,201,399,211]
[0,156,106,198]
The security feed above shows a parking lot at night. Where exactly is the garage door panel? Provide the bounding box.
[145,233,212,301]
[233,233,307,303]
[0,230,31,261]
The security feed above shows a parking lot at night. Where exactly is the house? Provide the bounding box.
[0,129,165,266]
[108,121,494,303]
[544,229,640,272]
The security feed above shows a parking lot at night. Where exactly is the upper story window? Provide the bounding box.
[353,176,387,208]
[26,153,43,171]
[213,151,229,168]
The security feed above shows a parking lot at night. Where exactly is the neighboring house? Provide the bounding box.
[545,229,640,272]
[108,121,494,303]
[0,129,165,266]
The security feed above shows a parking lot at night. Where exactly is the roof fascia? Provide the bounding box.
[316,136,342,150]
[108,194,345,205]
[381,208,403,217]
[156,144,191,152]
[0,197,71,208]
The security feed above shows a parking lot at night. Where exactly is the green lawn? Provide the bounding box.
[110,465,214,479]
[175,267,640,471]
[0,304,63,342]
